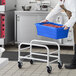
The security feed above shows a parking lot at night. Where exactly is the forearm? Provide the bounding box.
[65,12,76,27]
[60,5,68,12]
[45,3,62,21]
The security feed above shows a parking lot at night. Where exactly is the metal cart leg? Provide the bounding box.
[18,43,30,68]
[18,44,21,62]
[57,44,63,69]
[30,43,34,64]
[30,43,32,58]
[47,47,50,67]
[18,43,23,69]
[57,44,61,63]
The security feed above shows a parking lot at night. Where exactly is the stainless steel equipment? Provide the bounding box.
[36,1,51,11]
[29,0,51,11]
[22,5,31,11]
[15,11,74,48]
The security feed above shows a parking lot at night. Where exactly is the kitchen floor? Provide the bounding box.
[0,45,76,76]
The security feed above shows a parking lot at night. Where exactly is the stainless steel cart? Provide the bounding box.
[18,39,63,73]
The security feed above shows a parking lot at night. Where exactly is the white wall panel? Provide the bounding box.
[17,0,29,10]
[16,0,59,10]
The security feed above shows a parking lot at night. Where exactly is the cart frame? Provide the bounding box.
[18,39,63,73]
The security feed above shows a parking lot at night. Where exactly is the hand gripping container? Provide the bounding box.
[35,22,69,39]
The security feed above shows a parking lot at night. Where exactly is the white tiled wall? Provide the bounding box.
[17,0,29,10]
[16,0,59,10]
[50,0,59,7]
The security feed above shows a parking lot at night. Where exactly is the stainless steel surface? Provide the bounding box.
[15,11,62,45]
[35,1,51,11]
[14,11,48,43]
[14,11,74,46]
[5,0,17,11]
[5,11,14,44]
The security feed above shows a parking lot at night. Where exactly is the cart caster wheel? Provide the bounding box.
[30,60,33,64]
[58,62,63,69]
[18,62,23,69]
[47,66,52,73]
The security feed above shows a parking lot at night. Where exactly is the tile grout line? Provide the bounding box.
[20,62,32,76]
[29,63,42,76]
[0,61,11,71]
[11,62,29,76]
[20,62,36,76]
[28,62,44,76]
[2,62,17,76]
[40,63,57,75]
[57,69,63,76]
[12,62,27,76]
[67,70,71,76]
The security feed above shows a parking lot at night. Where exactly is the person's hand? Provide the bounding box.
[40,20,48,23]
[62,25,68,30]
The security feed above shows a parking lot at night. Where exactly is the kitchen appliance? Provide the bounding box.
[36,1,51,11]
[22,5,31,11]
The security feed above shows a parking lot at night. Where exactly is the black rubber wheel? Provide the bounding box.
[18,62,23,69]
[47,66,52,73]
[58,62,63,69]
[30,60,33,64]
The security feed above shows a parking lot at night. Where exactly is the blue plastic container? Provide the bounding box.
[35,22,70,39]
